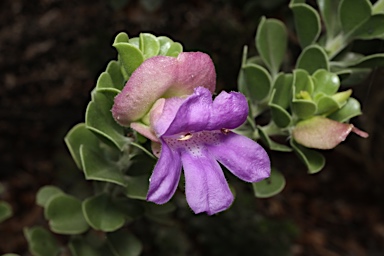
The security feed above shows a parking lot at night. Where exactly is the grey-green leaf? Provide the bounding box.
[113,42,144,75]
[139,33,160,59]
[107,230,143,256]
[82,193,126,232]
[291,3,321,48]
[240,64,272,102]
[327,97,362,122]
[36,186,63,207]
[290,139,325,174]
[253,168,286,198]
[317,0,342,39]
[44,194,89,235]
[339,0,372,36]
[296,45,329,74]
[256,17,287,76]
[24,226,60,256]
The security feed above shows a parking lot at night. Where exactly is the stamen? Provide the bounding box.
[221,128,230,135]
[178,133,193,141]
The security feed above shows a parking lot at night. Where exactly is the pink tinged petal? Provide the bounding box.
[207,132,271,183]
[208,90,248,130]
[292,116,369,150]
[147,142,182,204]
[130,122,159,142]
[112,52,216,126]
[181,148,234,215]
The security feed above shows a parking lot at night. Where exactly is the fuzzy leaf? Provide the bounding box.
[290,139,325,174]
[80,144,127,186]
[82,193,125,232]
[165,42,183,57]
[317,0,342,39]
[253,169,286,198]
[339,0,372,36]
[157,36,174,55]
[107,230,143,256]
[312,69,340,95]
[36,186,63,207]
[44,194,89,235]
[328,97,362,122]
[240,64,271,101]
[139,33,160,59]
[291,3,321,48]
[106,60,125,90]
[256,17,287,76]
[296,45,329,74]
[24,226,60,256]
[113,42,144,75]
[125,175,150,200]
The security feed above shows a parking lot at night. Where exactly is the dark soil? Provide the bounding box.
[1,0,384,255]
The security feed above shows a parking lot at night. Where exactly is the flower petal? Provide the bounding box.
[112,52,216,126]
[164,87,249,136]
[181,148,233,215]
[207,132,271,183]
[208,90,248,130]
[147,141,182,204]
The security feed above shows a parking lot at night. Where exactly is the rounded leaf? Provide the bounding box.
[270,73,293,109]
[256,17,287,76]
[24,226,60,256]
[258,126,292,152]
[44,194,89,234]
[352,14,384,39]
[82,193,126,232]
[328,97,362,122]
[107,230,143,256]
[125,175,150,200]
[290,139,325,174]
[291,3,321,48]
[318,0,342,39]
[312,69,340,95]
[339,0,372,36]
[350,53,384,68]
[296,45,329,74]
[36,186,63,207]
[69,238,102,256]
[240,63,272,101]
[106,60,125,91]
[292,100,317,119]
[114,32,129,44]
[157,36,174,55]
[113,42,144,75]
[253,169,286,198]
[139,33,160,59]
[80,144,127,187]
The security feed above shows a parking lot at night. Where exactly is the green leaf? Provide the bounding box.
[270,102,292,128]
[293,69,314,94]
[253,169,286,198]
[270,73,293,109]
[339,0,372,36]
[36,186,63,207]
[335,68,372,86]
[352,14,384,39]
[157,36,174,55]
[114,32,129,44]
[44,194,89,235]
[316,95,342,115]
[64,123,100,170]
[350,53,384,68]
[139,33,160,59]
[327,97,362,122]
[125,175,150,200]
[290,139,325,174]
[113,42,144,75]
[96,72,115,91]
[82,193,126,232]
[373,0,384,14]
[256,17,287,76]
[165,42,183,57]
[2,254,20,256]
[291,3,321,48]
[80,144,127,186]
[240,64,272,102]
[0,201,12,223]
[106,60,125,91]
[69,237,102,256]
[312,69,340,95]
[296,45,329,74]
[107,230,143,256]
[24,226,60,256]
[292,99,317,119]
[86,90,129,151]
[317,0,342,39]
[258,126,292,152]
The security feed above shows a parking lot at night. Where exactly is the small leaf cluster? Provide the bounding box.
[23,32,182,256]
[239,0,384,197]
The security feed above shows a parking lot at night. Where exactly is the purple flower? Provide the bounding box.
[147,87,271,215]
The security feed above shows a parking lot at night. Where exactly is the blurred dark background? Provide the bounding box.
[1,0,384,255]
